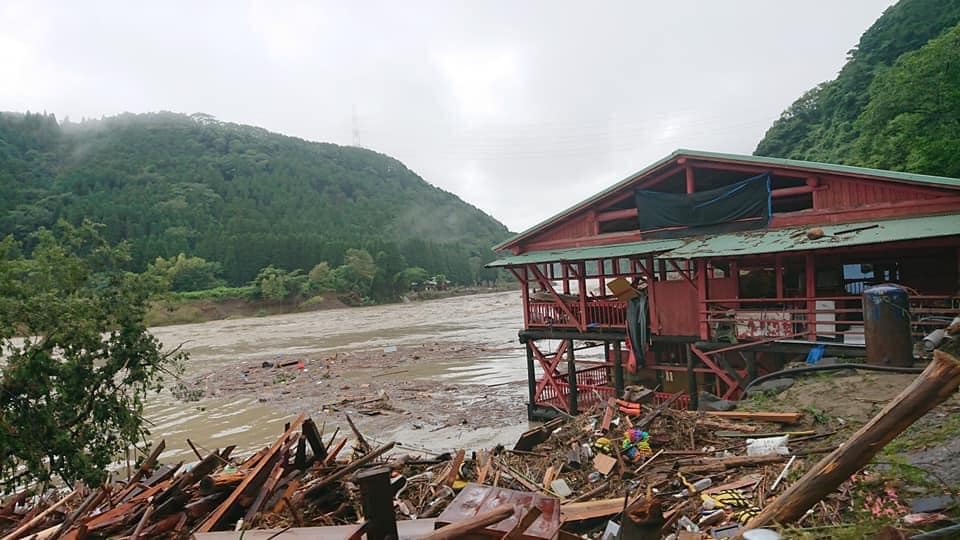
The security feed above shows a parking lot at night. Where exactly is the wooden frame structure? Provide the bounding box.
[489,150,960,419]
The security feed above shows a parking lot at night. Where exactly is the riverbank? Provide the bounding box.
[144,284,516,327]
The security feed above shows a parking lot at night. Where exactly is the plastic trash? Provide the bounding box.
[746,435,790,456]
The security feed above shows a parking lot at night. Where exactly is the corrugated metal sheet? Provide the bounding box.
[661,213,960,259]
[495,148,960,251]
[486,238,683,267]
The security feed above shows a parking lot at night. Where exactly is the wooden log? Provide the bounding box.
[1,487,79,540]
[423,503,514,540]
[747,350,960,528]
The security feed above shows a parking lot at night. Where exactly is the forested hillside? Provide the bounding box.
[755,0,960,177]
[0,111,510,297]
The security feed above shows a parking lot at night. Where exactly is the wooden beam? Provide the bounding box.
[805,252,816,341]
[747,350,960,527]
[423,504,515,540]
[685,164,695,193]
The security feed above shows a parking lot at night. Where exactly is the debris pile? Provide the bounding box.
[3,351,959,539]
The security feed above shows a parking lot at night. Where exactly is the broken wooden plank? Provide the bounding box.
[702,411,803,424]
[302,418,328,462]
[197,413,306,532]
[502,505,543,540]
[747,350,960,528]
[304,441,396,498]
[1,487,80,540]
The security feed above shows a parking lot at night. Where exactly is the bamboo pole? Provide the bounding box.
[746,350,960,528]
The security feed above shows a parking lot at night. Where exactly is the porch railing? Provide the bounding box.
[527,300,627,329]
[535,364,690,412]
[700,295,959,344]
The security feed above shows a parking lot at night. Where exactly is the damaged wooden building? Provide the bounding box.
[487,150,960,419]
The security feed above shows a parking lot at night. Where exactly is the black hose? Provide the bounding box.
[741,363,924,397]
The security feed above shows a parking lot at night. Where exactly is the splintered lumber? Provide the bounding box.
[345,413,371,454]
[199,471,249,495]
[130,441,165,487]
[323,438,348,466]
[677,454,788,473]
[635,392,683,428]
[244,459,286,523]
[302,418,328,461]
[49,486,108,540]
[747,350,960,528]
[197,413,306,532]
[703,411,803,424]
[514,418,564,452]
[560,498,624,522]
[503,505,543,539]
[440,449,466,487]
[304,441,397,498]
[1,487,80,540]
[600,399,616,431]
[426,504,515,540]
[436,484,560,539]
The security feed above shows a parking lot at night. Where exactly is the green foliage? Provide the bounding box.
[756,0,960,167]
[307,262,335,292]
[253,265,307,301]
[395,266,430,291]
[170,285,255,301]
[0,111,511,294]
[333,248,376,297]
[854,23,960,176]
[148,252,225,292]
[0,221,184,489]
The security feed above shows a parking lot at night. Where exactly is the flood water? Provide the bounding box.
[144,291,536,462]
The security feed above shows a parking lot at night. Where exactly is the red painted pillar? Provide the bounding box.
[521,266,530,329]
[645,256,660,334]
[562,263,570,295]
[578,261,588,329]
[775,254,784,299]
[685,165,695,194]
[805,253,816,341]
[697,259,709,340]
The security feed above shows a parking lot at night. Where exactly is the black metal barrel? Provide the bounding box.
[862,284,913,366]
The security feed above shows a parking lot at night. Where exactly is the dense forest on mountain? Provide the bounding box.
[0,111,510,301]
[756,0,960,177]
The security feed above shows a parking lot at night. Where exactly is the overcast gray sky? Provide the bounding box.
[1,0,894,232]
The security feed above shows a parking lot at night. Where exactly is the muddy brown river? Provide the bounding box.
[144,291,539,463]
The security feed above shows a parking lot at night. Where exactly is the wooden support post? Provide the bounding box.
[302,418,327,462]
[696,259,709,340]
[567,339,578,415]
[613,340,624,397]
[525,341,537,419]
[521,266,530,329]
[686,345,699,410]
[355,466,398,540]
[805,253,816,341]
[645,256,660,334]
[562,263,570,295]
[775,254,784,299]
[747,350,960,528]
[578,262,587,330]
[685,164,695,194]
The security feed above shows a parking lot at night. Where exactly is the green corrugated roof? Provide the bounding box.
[495,149,960,251]
[660,213,960,259]
[486,237,684,268]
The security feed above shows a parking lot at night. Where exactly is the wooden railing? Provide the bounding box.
[700,295,960,344]
[527,300,627,329]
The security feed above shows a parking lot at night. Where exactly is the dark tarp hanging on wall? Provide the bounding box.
[634,173,771,236]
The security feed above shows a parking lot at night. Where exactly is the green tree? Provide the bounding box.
[253,265,307,300]
[395,266,430,291]
[307,261,335,292]
[334,248,377,297]
[0,221,184,489]
[148,252,225,292]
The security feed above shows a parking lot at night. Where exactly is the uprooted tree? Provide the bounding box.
[0,221,185,491]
